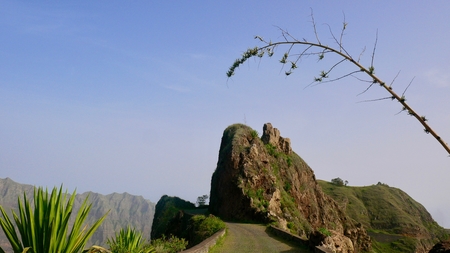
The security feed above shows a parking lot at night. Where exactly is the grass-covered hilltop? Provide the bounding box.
[319,180,448,252]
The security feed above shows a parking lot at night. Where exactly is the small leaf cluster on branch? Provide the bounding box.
[227,13,450,156]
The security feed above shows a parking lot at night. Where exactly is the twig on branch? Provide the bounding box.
[357,82,376,96]
[340,12,347,52]
[402,76,416,97]
[358,47,366,63]
[351,75,373,84]
[389,70,401,88]
[371,30,378,70]
[310,9,321,45]
[310,70,363,87]
[357,97,393,103]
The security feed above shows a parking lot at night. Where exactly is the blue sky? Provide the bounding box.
[1,1,450,227]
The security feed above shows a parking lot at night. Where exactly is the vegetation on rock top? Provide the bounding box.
[150,195,195,241]
[151,195,225,249]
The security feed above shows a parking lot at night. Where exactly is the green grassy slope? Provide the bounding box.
[318,180,447,252]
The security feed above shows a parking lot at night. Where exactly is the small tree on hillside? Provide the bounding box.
[196,195,209,207]
[227,11,450,156]
[331,177,345,186]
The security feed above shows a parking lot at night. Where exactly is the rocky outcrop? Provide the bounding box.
[151,195,196,240]
[209,123,371,253]
[261,123,292,154]
[151,195,224,249]
[429,240,450,253]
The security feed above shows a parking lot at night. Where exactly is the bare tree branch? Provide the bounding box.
[340,12,347,52]
[310,8,321,45]
[325,23,351,57]
[402,76,416,97]
[227,15,450,156]
[311,70,362,87]
[357,82,376,96]
[371,30,378,69]
[357,96,393,103]
[358,46,366,63]
[389,70,401,88]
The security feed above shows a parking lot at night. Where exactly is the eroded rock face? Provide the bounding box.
[429,240,450,253]
[209,123,371,252]
[261,123,292,154]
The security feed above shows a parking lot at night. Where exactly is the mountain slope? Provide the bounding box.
[0,177,155,248]
[318,180,448,253]
[209,123,371,252]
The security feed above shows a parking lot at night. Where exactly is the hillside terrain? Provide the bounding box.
[150,195,196,241]
[0,177,155,248]
[209,123,371,252]
[318,180,448,252]
[1,123,447,253]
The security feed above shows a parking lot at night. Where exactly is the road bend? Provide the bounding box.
[211,222,309,253]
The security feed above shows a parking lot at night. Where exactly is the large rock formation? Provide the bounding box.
[209,123,371,252]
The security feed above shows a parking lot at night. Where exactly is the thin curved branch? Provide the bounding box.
[314,70,363,86]
[389,70,401,88]
[371,30,378,69]
[227,24,450,156]
[340,12,347,52]
[325,23,351,57]
[309,9,321,45]
[357,96,393,103]
[402,76,415,97]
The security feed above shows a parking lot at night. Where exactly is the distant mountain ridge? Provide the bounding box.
[0,177,155,248]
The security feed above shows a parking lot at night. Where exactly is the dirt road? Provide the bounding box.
[211,222,310,253]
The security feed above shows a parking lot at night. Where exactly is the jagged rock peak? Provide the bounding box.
[261,123,292,154]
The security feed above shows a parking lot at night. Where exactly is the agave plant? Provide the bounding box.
[107,226,155,253]
[0,186,109,253]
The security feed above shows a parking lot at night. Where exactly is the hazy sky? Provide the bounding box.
[1,1,450,227]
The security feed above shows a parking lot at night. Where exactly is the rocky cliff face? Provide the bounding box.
[209,123,371,252]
